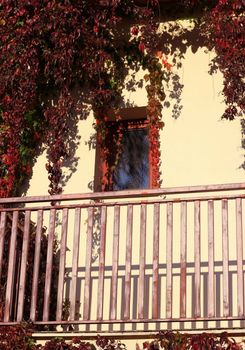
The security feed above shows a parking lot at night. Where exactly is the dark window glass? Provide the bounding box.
[112,127,149,190]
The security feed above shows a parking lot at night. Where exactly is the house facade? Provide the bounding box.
[0,10,245,346]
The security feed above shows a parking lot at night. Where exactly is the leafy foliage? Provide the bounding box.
[0,0,162,196]
[203,0,245,120]
[0,329,244,350]
[0,0,244,197]
[0,324,36,350]
[140,331,243,350]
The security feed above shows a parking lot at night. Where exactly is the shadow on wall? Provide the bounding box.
[64,261,245,333]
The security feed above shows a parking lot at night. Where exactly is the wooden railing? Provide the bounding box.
[0,182,245,331]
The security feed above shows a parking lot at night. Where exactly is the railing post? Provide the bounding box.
[4,211,18,322]
[17,210,31,322]
[110,205,120,320]
[194,201,201,318]
[56,208,69,322]
[0,211,7,282]
[208,200,215,317]
[138,204,146,319]
[152,203,160,319]
[180,201,187,318]
[43,209,56,322]
[83,207,94,321]
[30,209,43,322]
[166,203,173,319]
[222,199,229,317]
[97,206,107,321]
[236,198,244,317]
[70,208,81,321]
[124,205,133,320]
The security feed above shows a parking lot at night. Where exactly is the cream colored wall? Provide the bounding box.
[162,47,244,187]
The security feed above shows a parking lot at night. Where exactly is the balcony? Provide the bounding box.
[0,182,245,333]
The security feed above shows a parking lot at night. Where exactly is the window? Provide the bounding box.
[111,121,149,190]
[94,107,153,192]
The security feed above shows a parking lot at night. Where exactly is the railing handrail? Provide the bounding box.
[0,182,245,204]
[1,193,245,212]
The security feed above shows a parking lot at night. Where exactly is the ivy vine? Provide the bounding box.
[0,328,243,350]
[0,0,244,197]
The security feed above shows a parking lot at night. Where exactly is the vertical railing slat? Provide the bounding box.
[138,204,146,319]
[4,210,18,322]
[180,202,187,318]
[17,210,31,322]
[97,206,107,320]
[43,208,56,322]
[208,200,215,317]
[124,204,133,320]
[30,210,43,321]
[56,208,69,321]
[236,198,243,316]
[166,203,173,319]
[110,205,120,320]
[222,199,229,317]
[0,211,7,281]
[70,207,81,321]
[83,207,94,320]
[152,203,160,319]
[194,201,201,318]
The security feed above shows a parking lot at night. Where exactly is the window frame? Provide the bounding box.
[94,107,154,192]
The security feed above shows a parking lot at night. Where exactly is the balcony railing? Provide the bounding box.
[0,182,245,332]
